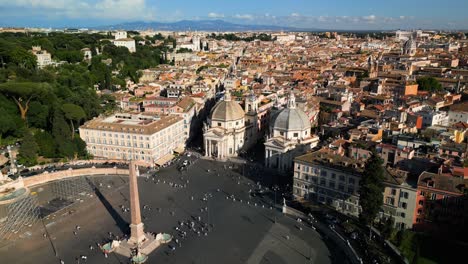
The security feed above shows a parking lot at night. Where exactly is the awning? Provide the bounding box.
[173,146,185,154]
[155,154,174,166]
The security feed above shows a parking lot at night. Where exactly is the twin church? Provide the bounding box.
[203,89,319,171]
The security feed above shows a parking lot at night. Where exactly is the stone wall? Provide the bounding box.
[22,168,129,188]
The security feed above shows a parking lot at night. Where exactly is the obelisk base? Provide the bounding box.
[128,223,146,245]
[114,232,162,258]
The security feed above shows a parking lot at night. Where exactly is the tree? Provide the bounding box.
[11,47,37,69]
[0,82,50,120]
[35,131,56,158]
[62,103,86,139]
[359,151,385,233]
[380,217,394,239]
[417,77,443,92]
[18,129,39,166]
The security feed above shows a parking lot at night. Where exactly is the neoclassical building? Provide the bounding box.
[264,92,319,171]
[203,89,247,159]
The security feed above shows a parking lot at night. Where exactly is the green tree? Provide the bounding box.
[380,217,394,239]
[62,103,86,139]
[0,82,50,120]
[359,151,385,233]
[417,77,443,92]
[35,131,56,158]
[18,129,39,166]
[27,101,49,129]
[11,47,37,69]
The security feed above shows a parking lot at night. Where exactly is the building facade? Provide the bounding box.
[113,31,136,53]
[79,113,184,165]
[293,151,363,217]
[31,46,52,68]
[265,92,319,171]
[413,172,467,231]
[203,89,247,159]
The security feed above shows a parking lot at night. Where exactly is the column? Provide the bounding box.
[128,160,146,245]
[204,139,208,156]
[219,141,223,159]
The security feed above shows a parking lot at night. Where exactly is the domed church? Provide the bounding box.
[264,91,319,171]
[203,89,247,159]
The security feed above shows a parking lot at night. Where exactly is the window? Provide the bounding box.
[331,173,336,179]
[347,187,354,194]
[399,202,407,209]
[280,132,284,136]
[320,179,326,186]
[339,175,345,182]
[320,171,327,177]
[338,184,345,192]
[418,200,424,206]
[386,197,395,205]
[400,212,406,218]
[328,181,335,188]
[294,133,298,137]
[420,191,425,196]
[417,209,422,215]
[218,122,221,126]
[349,178,355,185]
[391,189,397,195]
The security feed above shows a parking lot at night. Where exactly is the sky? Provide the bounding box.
[0,0,467,30]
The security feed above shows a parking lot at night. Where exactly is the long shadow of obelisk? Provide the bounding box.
[85,177,129,235]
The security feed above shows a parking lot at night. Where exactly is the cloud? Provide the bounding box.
[233,14,253,20]
[363,14,376,21]
[224,13,447,30]
[0,0,156,21]
[208,12,224,18]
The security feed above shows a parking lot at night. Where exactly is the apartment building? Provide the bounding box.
[79,113,184,165]
[294,151,418,229]
[414,172,467,231]
[293,151,363,217]
[381,168,417,229]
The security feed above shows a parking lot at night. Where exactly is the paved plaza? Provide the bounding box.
[0,158,346,264]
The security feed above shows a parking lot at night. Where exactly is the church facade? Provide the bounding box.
[264,92,319,171]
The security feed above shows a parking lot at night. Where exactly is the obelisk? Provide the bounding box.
[127,160,147,245]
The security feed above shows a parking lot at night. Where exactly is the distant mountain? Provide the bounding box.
[95,20,303,31]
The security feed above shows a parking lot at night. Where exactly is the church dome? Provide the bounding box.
[273,92,311,131]
[211,90,245,121]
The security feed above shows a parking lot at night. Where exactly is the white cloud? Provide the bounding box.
[363,15,376,21]
[233,14,253,20]
[0,0,156,21]
[290,13,300,17]
[208,12,224,18]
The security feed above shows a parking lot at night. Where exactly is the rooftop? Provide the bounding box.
[418,171,465,195]
[80,114,183,135]
[295,150,365,174]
